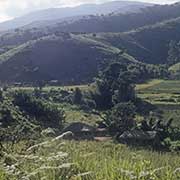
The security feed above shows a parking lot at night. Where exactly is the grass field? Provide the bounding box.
[136,79,163,91]
[58,103,101,126]
[12,84,90,92]
[64,141,180,180]
[137,79,180,127]
[1,140,180,180]
[136,80,180,94]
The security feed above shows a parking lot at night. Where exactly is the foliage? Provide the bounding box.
[12,91,65,128]
[93,62,136,109]
[0,96,39,143]
[104,102,136,134]
[167,40,180,65]
[72,88,83,105]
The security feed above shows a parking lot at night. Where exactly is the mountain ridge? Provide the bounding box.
[0,1,153,32]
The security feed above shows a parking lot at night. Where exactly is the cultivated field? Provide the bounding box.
[137,79,180,127]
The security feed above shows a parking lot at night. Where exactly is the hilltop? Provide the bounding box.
[0,1,153,31]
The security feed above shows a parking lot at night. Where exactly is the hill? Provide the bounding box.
[0,1,153,31]
[91,16,180,64]
[0,33,138,84]
[1,2,180,58]
[1,2,180,83]
[38,2,180,34]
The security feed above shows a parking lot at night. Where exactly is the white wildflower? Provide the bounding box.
[174,167,180,174]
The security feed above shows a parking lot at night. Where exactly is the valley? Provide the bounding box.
[0,1,180,180]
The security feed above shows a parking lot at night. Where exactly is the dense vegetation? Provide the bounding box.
[0,76,180,179]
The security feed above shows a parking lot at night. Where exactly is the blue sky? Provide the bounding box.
[0,0,179,22]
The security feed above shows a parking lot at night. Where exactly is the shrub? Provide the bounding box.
[170,141,180,151]
[13,91,65,128]
[104,102,136,134]
[84,98,96,109]
[73,88,83,105]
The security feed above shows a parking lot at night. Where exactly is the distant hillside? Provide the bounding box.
[0,34,137,83]
[0,1,153,31]
[1,2,180,83]
[0,3,179,51]
[1,2,180,51]
[42,2,180,33]
[91,16,180,64]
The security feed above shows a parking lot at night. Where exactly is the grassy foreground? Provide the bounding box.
[64,141,180,180]
[0,140,180,180]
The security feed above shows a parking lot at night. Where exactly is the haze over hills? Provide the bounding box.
[0,1,153,32]
[42,2,180,33]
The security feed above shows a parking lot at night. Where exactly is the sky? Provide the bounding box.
[0,0,179,23]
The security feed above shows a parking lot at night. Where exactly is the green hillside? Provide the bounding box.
[90,17,180,64]
[0,33,137,83]
[1,3,180,48]
[1,3,180,83]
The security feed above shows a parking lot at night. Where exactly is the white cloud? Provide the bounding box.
[0,0,179,23]
[0,14,12,23]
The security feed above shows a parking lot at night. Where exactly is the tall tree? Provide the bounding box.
[167,40,180,65]
[94,62,136,109]
[73,88,83,105]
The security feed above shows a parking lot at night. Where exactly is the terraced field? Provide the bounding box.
[137,80,180,127]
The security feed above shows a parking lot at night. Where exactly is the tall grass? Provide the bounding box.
[1,140,180,180]
[63,141,180,180]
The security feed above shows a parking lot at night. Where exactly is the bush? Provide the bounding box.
[0,98,40,142]
[13,91,65,128]
[170,141,180,151]
[104,102,136,134]
[84,98,96,109]
[73,88,83,105]
[163,138,180,151]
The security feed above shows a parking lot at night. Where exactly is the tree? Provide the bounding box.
[13,91,65,128]
[73,88,83,105]
[167,40,180,65]
[0,89,3,102]
[104,102,136,134]
[93,62,136,109]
